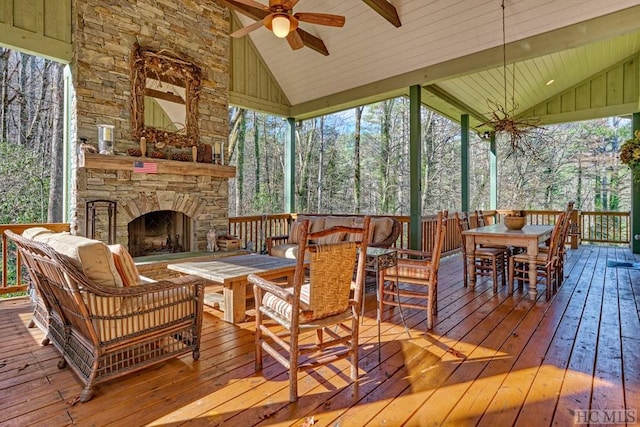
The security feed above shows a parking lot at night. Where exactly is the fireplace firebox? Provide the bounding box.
[128,210,191,257]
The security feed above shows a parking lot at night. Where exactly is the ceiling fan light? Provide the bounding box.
[272,15,290,38]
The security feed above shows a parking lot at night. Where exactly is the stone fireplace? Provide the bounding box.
[68,0,232,252]
[76,153,235,253]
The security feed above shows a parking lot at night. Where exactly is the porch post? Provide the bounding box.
[284,117,296,213]
[489,132,498,210]
[632,113,640,253]
[461,114,470,212]
[409,85,422,250]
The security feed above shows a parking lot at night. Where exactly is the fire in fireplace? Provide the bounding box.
[128,210,191,257]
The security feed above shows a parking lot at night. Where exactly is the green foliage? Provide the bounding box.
[0,141,50,224]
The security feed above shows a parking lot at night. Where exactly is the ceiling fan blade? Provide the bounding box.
[282,0,300,8]
[294,13,346,27]
[232,0,270,11]
[286,30,304,50]
[230,19,265,38]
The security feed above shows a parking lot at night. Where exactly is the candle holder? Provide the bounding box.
[97,124,115,155]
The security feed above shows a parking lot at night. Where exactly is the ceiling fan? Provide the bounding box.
[229,0,346,50]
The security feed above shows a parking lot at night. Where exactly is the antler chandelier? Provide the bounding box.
[480,0,541,155]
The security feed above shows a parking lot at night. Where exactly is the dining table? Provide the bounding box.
[461,223,555,299]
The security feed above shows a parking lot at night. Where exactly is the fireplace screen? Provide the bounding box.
[128,210,191,257]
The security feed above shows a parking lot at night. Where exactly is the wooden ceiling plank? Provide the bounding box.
[423,84,490,126]
[361,0,401,27]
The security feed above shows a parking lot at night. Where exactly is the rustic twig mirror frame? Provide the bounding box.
[131,43,201,148]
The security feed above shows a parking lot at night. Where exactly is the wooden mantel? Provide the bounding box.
[79,152,236,178]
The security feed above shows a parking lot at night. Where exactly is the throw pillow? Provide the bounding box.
[108,244,141,287]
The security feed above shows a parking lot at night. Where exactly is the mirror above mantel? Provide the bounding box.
[131,43,202,148]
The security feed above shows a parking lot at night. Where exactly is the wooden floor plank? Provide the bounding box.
[477,241,591,427]
[0,246,637,427]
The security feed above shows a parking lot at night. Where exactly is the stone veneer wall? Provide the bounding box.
[70,0,231,249]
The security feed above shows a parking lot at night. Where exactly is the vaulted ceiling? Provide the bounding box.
[223,0,640,131]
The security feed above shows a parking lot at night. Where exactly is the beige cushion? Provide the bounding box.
[371,217,394,243]
[289,216,325,244]
[347,217,372,242]
[288,221,303,244]
[94,286,196,342]
[270,243,300,259]
[34,233,124,288]
[316,232,346,244]
[108,244,141,287]
[22,227,56,240]
[324,216,356,229]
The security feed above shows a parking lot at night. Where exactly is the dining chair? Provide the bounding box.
[378,211,447,330]
[248,217,370,402]
[456,212,508,293]
[509,212,566,300]
[538,205,573,287]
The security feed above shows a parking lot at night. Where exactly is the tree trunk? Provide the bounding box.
[316,116,324,212]
[47,66,63,222]
[354,106,363,214]
[234,109,246,215]
[253,111,261,208]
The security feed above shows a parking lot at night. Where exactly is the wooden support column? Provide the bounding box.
[489,132,497,210]
[284,117,296,213]
[632,112,640,253]
[461,114,470,212]
[409,85,422,250]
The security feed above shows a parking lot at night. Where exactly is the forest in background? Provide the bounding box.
[0,49,633,225]
[227,104,631,217]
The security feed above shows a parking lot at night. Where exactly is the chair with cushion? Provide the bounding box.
[6,229,204,402]
[509,212,566,300]
[378,211,448,330]
[248,217,371,402]
[456,212,508,292]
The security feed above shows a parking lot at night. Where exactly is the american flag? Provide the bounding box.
[133,161,158,174]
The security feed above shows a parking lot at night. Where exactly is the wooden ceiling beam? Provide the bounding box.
[362,0,401,27]
[220,0,330,55]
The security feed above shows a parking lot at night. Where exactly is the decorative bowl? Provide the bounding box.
[504,216,526,230]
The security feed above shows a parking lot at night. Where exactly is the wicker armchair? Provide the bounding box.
[6,230,204,402]
[248,217,371,402]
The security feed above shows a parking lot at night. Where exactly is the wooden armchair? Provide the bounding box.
[6,230,204,402]
[248,217,371,402]
[379,211,448,330]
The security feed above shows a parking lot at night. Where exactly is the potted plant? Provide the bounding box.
[620,130,640,176]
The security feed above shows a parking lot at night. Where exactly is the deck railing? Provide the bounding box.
[227,209,629,255]
[0,223,70,295]
[0,210,629,293]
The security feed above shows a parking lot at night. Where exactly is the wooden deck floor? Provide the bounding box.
[1,245,639,426]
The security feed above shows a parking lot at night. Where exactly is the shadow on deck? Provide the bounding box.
[0,245,638,426]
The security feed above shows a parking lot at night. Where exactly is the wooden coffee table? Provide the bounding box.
[167,254,300,323]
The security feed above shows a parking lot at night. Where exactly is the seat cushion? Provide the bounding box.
[34,233,124,288]
[108,244,141,287]
[261,285,313,324]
